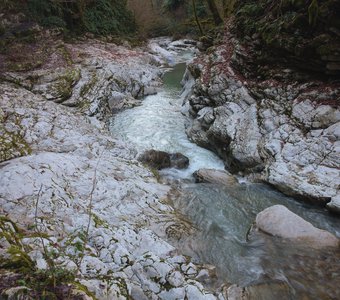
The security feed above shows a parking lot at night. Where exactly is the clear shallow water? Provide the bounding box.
[110,57,340,299]
[170,182,340,299]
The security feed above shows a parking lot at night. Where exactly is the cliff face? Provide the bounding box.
[184,1,340,212]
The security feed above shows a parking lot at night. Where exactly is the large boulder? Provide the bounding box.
[139,150,190,170]
[193,169,238,186]
[254,205,339,249]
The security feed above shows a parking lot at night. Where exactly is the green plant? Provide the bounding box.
[26,0,136,35]
[308,0,318,25]
[27,0,66,28]
[0,197,76,298]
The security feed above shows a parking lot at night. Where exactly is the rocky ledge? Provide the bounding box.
[183,22,340,212]
[0,34,224,299]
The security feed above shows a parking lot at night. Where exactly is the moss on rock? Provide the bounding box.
[234,0,340,76]
[53,68,81,102]
[0,109,31,163]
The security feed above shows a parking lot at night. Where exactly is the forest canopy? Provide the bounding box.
[0,0,233,37]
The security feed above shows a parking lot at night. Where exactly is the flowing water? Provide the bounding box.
[110,55,340,299]
[110,59,225,179]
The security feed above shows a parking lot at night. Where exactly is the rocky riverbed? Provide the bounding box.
[0,34,224,299]
[0,17,339,299]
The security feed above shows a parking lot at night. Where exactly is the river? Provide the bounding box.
[110,52,340,299]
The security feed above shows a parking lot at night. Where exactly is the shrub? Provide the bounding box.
[26,0,136,35]
[83,0,136,35]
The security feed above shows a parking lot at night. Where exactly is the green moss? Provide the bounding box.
[73,282,98,300]
[80,75,98,97]
[0,129,32,163]
[54,68,81,101]
[92,214,110,229]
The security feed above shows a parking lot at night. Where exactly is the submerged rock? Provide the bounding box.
[227,281,292,300]
[254,205,339,249]
[139,149,189,170]
[193,169,238,186]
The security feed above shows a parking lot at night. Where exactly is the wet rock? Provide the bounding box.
[139,150,171,170]
[327,195,340,214]
[183,30,340,205]
[254,205,339,249]
[139,150,189,170]
[193,169,238,186]
[169,152,190,169]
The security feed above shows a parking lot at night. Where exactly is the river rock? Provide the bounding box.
[193,169,238,186]
[169,152,190,169]
[254,205,339,249]
[139,150,190,170]
[139,150,171,169]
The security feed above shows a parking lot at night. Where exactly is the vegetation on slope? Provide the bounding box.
[233,0,340,75]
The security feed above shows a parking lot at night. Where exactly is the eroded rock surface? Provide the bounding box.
[183,27,340,210]
[0,38,218,299]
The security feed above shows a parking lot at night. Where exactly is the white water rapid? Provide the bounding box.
[110,56,224,179]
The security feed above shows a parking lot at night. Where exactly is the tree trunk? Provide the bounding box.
[222,0,236,18]
[222,0,228,18]
[192,0,204,35]
[206,0,223,25]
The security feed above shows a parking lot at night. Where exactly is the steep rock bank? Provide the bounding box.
[184,5,340,210]
[0,35,220,299]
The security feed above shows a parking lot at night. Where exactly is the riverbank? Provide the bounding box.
[109,43,340,299]
[1,26,339,299]
[0,35,222,299]
[183,23,340,213]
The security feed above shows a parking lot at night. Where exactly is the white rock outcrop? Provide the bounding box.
[0,39,217,299]
[184,37,340,211]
